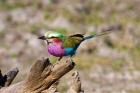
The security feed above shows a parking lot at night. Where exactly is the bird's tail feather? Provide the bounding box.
[84,24,121,40]
[84,30,112,40]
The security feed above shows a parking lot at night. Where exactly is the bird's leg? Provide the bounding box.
[69,56,74,62]
[58,57,63,61]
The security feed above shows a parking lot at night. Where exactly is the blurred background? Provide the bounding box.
[0,0,140,93]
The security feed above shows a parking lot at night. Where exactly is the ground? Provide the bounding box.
[0,0,140,93]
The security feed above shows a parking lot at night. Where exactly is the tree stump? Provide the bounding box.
[0,58,84,93]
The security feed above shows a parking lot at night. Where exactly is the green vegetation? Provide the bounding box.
[129,89,140,93]
[111,59,124,71]
[0,0,28,11]
[11,53,18,59]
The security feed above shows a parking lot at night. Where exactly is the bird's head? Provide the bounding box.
[38,31,65,43]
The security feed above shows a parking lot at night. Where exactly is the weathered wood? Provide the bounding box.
[67,71,84,93]
[42,81,59,93]
[0,58,75,93]
[4,68,19,87]
[0,68,19,88]
[0,70,7,88]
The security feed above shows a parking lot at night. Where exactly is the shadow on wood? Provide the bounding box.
[0,68,19,88]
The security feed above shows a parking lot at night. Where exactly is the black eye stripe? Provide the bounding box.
[48,36,58,39]
[48,42,52,44]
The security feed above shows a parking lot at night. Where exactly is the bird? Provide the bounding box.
[38,30,112,61]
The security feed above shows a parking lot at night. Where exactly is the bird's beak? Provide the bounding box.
[38,36,46,40]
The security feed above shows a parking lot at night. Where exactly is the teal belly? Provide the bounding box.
[64,48,76,56]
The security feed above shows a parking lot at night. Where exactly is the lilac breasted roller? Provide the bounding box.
[38,31,111,61]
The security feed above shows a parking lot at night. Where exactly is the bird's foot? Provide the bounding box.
[69,57,74,62]
[58,57,63,61]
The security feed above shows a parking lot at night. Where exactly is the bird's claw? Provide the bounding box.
[69,57,74,62]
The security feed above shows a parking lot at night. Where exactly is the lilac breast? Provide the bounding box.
[48,44,65,57]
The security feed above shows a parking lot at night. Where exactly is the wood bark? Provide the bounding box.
[67,71,84,93]
[0,58,75,93]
